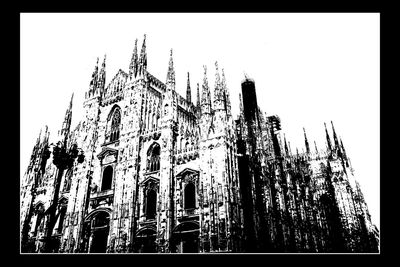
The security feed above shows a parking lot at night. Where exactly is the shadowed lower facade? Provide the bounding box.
[20,35,379,253]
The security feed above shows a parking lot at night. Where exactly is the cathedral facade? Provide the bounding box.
[20,35,379,253]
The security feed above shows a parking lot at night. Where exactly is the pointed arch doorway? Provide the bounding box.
[134,227,157,253]
[171,221,200,253]
[82,209,111,253]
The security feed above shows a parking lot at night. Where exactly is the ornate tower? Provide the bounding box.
[157,49,179,252]
[198,62,242,252]
[186,72,192,104]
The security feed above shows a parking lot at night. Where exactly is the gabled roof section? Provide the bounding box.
[97,146,118,159]
[139,175,160,186]
[147,71,166,91]
[103,69,128,99]
[176,167,199,178]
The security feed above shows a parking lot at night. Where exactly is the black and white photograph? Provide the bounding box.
[20,13,380,254]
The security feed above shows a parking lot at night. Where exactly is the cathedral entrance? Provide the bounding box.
[134,227,157,253]
[83,210,111,253]
[90,227,109,253]
[171,221,200,253]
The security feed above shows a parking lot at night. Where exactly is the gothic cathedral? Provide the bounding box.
[20,35,379,253]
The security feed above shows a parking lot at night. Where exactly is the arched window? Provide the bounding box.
[184,183,196,210]
[156,115,159,129]
[179,138,184,153]
[57,206,67,234]
[185,141,189,152]
[33,204,45,236]
[110,108,121,142]
[147,143,160,172]
[152,113,156,130]
[101,165,113,191]
[146,190,157,220]
[93,211,110,228]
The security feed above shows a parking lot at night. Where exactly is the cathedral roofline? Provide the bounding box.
[147,71,166,91]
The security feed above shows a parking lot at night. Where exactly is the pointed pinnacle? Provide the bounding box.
[142,34,147,49]
[69,93,74,109]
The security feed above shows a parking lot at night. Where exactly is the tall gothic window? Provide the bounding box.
[101,165,113,191]
[146,189,157,220]
[184,182,196,210]
[147,143,160,172]
[33,204,45,236]
[110,109,121,142]
[57,206,67,234]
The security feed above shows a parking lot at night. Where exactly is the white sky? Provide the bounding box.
[20,13,379,228]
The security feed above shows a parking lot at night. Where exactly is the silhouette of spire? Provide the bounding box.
[36,128,42,146]
[201,65,211,114]
[166,49,175,88]
[221,68,231,115]
[288,141,292,156]
[324,122,332,151]
[98,54,106,95]
[314,140,319,154]
[340,137,349,168]
[60,93,74,144]
[186,72,191,103]
[28,128,44,171]
[129,38,138,78]
[69,92,74,110]
[303,127,310,154]
[87,57,99,98]
[340,137,347,159]
[213,61,224,110]
[43,125,49,144]
[331,121,340,149]
[284,133,289,156]
[196,83,200,108]
[138,34,147,76]
[214,61,221,94]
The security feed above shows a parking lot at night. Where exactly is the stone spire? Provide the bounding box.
[86,57,99,99]
[138,34,147,77]
[340,137,347,159]
[37,128,42,145]
[221,68,231,116]
[27,128,43,172]
[284,133,289,156]
[213,61,224,110]
[314,140,319,154]
[201,65,211,114]
[166,49,175,89]
[186,72,191,103]
[98,54,106,95]
[196,83,200,108]
[60,93,74,146]
[331,121,340,149]
[43,125,49,144]
[340,137,349,167]
[303,127,310,154]
[324,122,332,151]
[129,38,138,78]
[69,92,74,110]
